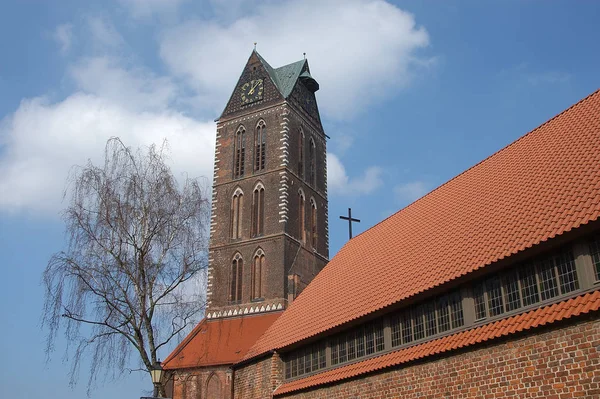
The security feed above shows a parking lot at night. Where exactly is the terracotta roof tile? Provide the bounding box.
[162,312,281,369]
[275,292,600,395]
[245,89,600,360]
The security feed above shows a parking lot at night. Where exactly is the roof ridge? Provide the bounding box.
[351,88,600,242]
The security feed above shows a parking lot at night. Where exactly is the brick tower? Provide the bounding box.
[205,51,329,319]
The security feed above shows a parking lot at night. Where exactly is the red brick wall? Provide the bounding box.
[234,354,284,399]
[172,366,231,399]
[264,315,600,398]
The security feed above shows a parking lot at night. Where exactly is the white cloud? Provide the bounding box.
[52,24,73,54]
[159,0,430,119]
[394,181,429,204]
[0,93,215,215]
[327,153,383,196]
[118,0,189,19]
[69,56,178,112]
[86,16,125,50]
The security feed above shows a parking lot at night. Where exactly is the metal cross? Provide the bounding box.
[339,208,360,240]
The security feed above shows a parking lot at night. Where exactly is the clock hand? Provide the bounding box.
[248,80,261,95]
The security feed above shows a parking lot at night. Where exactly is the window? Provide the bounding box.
[252,183,265,237]
[589,237,600,281]
[473,248,578,320]
[234,126,245,178]
[298,190,305,242]
[255,120,266,172]
[309,138,316,186]
[252,249,265,300]
[298,129,305,178]
[310,198,317,249]
[230,254,243,303]
[230,189,243,239]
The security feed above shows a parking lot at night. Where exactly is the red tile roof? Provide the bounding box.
[274,291,600,395]
[245,89,600,360]
[162,312,281,369]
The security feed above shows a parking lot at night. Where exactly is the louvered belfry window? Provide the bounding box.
[234,126,246,178]
[255,121,266,172]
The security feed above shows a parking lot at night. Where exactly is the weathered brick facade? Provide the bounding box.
[173,366,232,399]
[206,51,329,318]
[234,314,600,398]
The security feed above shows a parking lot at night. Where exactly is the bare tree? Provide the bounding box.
[42,137,210,396]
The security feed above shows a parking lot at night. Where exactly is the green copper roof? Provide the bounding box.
[255,51,313,98]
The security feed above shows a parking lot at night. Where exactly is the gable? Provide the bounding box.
[243,88,600,361]
[220,51,284,119]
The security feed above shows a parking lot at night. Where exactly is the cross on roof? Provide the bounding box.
[339,208,360,240]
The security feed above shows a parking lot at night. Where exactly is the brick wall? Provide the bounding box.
[172,366,232,399]
[246,314,600,398]
[234,355,281,399]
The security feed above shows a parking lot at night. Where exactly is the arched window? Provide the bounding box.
[255,120,266,172]
[234,126,246,178]
[310,198,317,249]
[230,253,243,303]
[298,129,305,179]
[298,189,305,242]
[252,249,265,300]
[206,373,222,399]
[252,183,265,237]
[309,138,316,186]
[231,188,244,239]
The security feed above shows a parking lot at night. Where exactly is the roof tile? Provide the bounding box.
[162,312,281,369]
[245,89,600,360]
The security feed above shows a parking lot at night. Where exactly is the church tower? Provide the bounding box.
[205,51,329,318]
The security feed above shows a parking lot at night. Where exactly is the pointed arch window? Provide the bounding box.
[230,254,243,303]
[234,126,246,178]
[310,198,317,249]
[298,189,305,242]
[255,120,266,172]
[252,249,265,300]
[298,129,305,179]
[231,188,244,239]
[252,183,265,237]
[309,138,316,186]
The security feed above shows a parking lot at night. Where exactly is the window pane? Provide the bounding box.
[356,327,365,358]
[338,335,347,363]
[285,359,291,379]
[425,302,437,337]
[401,313,413,344]
[437,297,450,333]
[486,276,505,317]
[590,237,600,281]
[473,283,487,320]
[391,315,402,347]
[331,338,339,365]
[413,307,425,341]
[347,331,357,361]
[291,355,298,377]
[304,351,311,374]
[374,322,385,352]
[449,293,464,328]
[365,324,375,355]
[519,265,540,306]
[555,250,579,294]
[538,258,559,300]
[297,350,305,374]
[319,346,326,369]
[503,270,521,312]
[311,348,319,372]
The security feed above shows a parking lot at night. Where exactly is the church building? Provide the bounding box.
[163,51,600,398]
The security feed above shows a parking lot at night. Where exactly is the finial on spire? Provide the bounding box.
[254,42,257,50]
[303,52,306,59]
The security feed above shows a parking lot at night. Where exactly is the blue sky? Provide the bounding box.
[1,1,599,397]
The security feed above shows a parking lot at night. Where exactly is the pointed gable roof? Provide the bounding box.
[255,51,314,98]
[243,88,600,361]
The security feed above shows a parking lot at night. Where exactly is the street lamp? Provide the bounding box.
[150,361,164,397]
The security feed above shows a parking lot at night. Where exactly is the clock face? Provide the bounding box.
[240,79,264,104]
